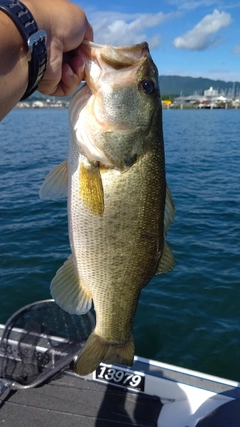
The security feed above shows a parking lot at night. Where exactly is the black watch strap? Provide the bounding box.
[0,0,47,100]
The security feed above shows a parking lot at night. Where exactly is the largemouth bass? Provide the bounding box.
[40,41,175,376]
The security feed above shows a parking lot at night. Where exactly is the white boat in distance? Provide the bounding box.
[0,299,239,427]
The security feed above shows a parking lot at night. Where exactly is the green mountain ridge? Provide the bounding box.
[28,76,240,101]
[159,75,240,97]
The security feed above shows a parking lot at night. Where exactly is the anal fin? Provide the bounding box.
[50,254,92,315]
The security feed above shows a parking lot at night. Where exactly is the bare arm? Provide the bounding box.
[0,11,28,119]
[0,0,93,121]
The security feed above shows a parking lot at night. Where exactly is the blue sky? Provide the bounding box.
[74,0,240,82]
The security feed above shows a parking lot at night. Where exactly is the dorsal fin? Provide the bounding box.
[164,184,175,235]
[156,184,175,274]
[156,242,175,274]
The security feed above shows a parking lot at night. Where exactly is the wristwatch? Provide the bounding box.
[0,0,47,100]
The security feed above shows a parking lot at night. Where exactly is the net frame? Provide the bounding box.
[0,299,95,394]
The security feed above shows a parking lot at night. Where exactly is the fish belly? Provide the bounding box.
[69,139,166,344]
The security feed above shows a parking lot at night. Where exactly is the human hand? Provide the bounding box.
[24,0,93,96]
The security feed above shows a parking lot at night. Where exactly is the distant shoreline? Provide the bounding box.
[15,102,239,111]
[15,100,69,110]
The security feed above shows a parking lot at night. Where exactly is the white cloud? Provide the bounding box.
[173,9,232,50]
[88,11,174,48]
[233,44,240,54]
[168,0,219,10]
[167,0,238,10]
[203,69,240,81]
[162,68,240,82]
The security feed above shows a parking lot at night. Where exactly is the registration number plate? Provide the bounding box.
[94,364,145,391]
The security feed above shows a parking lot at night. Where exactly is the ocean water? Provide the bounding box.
[0,108,239,381]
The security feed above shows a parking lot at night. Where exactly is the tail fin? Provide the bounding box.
[75,331,134,376]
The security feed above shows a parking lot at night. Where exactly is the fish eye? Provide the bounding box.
[140,79,155,95]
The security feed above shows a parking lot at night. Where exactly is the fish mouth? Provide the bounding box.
[82,40,149,68]
[80,41,151,93]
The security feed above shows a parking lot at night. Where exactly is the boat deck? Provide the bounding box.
[0,370,162,427]
[1,302,240,427]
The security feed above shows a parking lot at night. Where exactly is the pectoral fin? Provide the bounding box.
[50,255,92,315]
[79,161,104,217]
[39,160,68,199]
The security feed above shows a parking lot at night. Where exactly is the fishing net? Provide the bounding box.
[0,299,95,392]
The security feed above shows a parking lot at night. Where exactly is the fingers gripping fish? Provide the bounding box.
[40,41,175,376]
